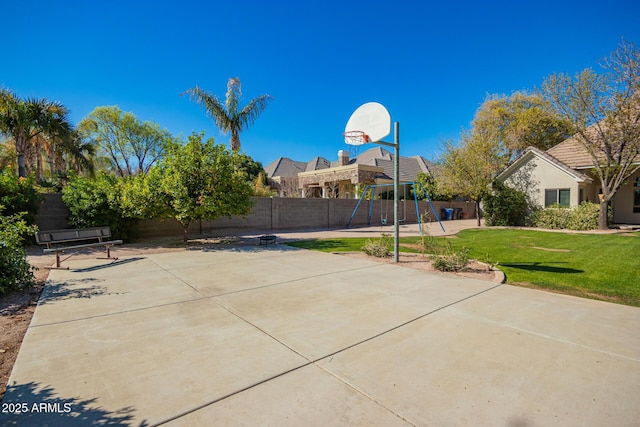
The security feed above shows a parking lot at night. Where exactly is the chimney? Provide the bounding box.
[338,150,349,166]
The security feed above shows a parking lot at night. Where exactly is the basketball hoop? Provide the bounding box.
[343,130,371,146]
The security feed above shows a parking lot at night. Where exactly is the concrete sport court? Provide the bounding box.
[3,241,640,426]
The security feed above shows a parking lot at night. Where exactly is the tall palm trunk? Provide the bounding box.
[15,131,27,177]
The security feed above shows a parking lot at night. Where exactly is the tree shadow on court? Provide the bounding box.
[2,381,149,426]
[37,279,126,306]
[500,262,583,274]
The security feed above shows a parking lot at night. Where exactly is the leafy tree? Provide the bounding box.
[0,89,74,178]
[62,172,139,241]
[185,78,272,151]
[78,106,172,176]
[541,40,640,229]
[0,171,40,224]
[439,127,507,226]
[0,207,36,295]
[473,91,573,160]
[234,152,266,183]
[414,171,449,201]
[483,180,531,226]
[150,132,254,241]
[0,139,17,172]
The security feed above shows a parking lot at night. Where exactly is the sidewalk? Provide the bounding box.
[4,238,639,426]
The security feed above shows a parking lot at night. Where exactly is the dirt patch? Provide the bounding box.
[512,244,572,252]
[530,246,572,253]
[336,251,498,282]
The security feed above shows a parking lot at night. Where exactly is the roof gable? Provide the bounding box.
[264,157,307,178]
[498,146,592,183]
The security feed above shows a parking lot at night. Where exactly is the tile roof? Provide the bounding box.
[264,157,307,178]
[266,147,436,181]
[306,156,331,172]
[546,135,597,169]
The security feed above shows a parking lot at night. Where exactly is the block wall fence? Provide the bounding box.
[35,194,476,240]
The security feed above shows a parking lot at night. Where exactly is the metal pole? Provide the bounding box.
[393,122,399,263]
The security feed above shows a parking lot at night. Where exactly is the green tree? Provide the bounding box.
[0,171,40,224]
[0,207,36,295]
[473,91,573,159]
[150,132,254,241]
[483,180,531,226]
[234,152,266,183]
[0,139,17,172]
[440,127,507,226]
[541,40,640,229]
[414,171,449,201]
[185,78,273,151]
[62,172,140,241]
[0,89,74,178]
[78,106,172,176]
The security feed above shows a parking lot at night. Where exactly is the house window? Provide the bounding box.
[634,177,640,213]
[545,189,570,207]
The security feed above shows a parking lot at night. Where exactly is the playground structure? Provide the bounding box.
[345,181,445,233]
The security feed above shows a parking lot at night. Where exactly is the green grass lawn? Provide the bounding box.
[287,229,640,307]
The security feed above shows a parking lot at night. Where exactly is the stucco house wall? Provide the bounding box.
[612,169,640,224]
[498,150,589,208]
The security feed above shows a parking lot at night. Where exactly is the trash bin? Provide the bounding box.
[444,208,454,220]
[440,209,447,220]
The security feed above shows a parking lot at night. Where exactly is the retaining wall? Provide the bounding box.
[36,195,475,239]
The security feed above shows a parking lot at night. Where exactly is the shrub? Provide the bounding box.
[532,202,600,230]
[62,172,139,241]
[430,243,470,272]
[0,171,41,224]
[362,233,392,257]
[0,207,36,295]
[483,181,531,226]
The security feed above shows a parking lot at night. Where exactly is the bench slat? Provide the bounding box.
[42,240,123,254]
[35,226,112,244]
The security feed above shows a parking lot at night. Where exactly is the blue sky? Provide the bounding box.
[2,0,639,168]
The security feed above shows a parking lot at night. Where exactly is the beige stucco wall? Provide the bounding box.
[612,169,640,224]
[501,155,583,208]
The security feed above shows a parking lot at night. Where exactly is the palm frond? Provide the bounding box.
[237,94,273,131]
[186,86,233,133]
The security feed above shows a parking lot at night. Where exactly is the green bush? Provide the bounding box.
[0,207,36,295]
[483,181,531,226]
[62,172,140,241]
[0,171,41,224]
[362,233,392,257]
[532,202,600,230]
[430,243,471,272]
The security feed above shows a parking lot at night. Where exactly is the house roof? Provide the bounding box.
[546,134,597,169]
[306,156,331,172]
[267,147,436,181]
[498,146,593,183]
[546,120,640,169]
[264,157,307,178]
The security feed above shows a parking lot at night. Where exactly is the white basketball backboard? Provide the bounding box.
[344,102,391,145]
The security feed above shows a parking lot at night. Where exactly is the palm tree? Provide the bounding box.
[0,89,74,177]
[185,78,272,151]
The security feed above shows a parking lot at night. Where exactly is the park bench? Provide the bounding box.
[258,234,277,245]
[35,226,123,269]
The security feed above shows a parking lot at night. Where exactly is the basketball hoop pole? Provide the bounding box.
[393,122,400,263]
[343,102,399,262]
[366,122,400,263]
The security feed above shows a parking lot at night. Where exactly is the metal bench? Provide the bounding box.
[35,226,123,269]
[258,234,277,245]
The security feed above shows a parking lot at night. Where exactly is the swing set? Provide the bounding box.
[346,181,445,233]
